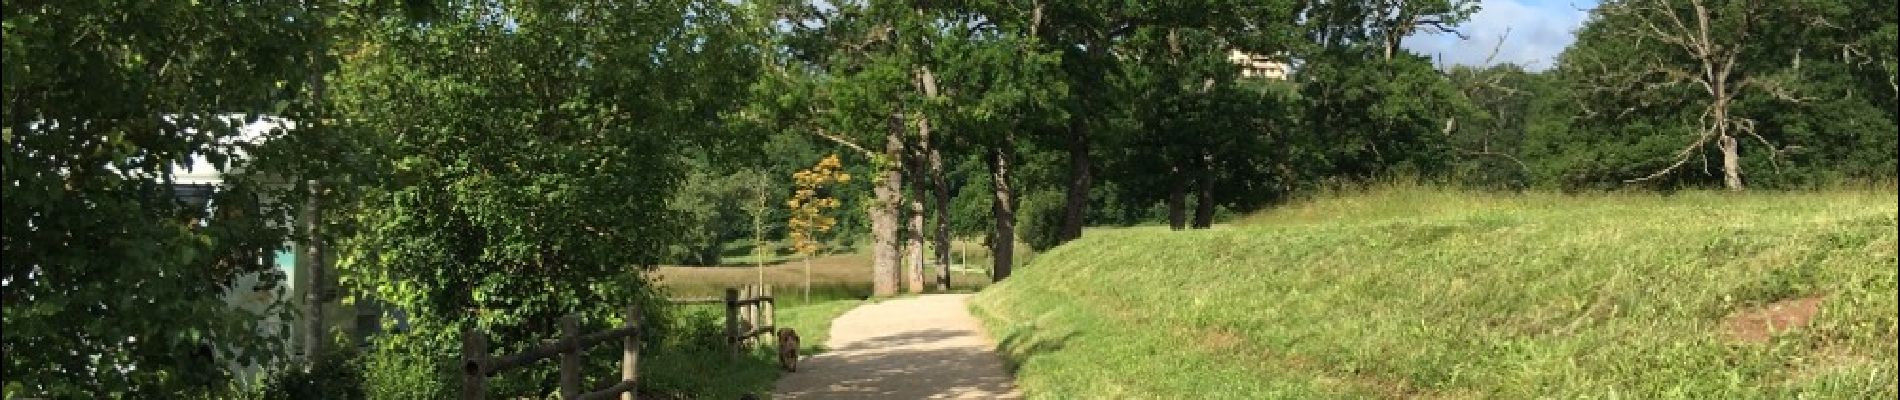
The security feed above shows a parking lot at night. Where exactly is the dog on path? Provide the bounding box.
[777,328,801,372]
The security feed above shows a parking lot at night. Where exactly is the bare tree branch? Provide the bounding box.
[1735,118,1784,174]
[1453,147,1533,176]
[811,125,874,157]
[1481,28,1511,66]
[1625,132,1715,183]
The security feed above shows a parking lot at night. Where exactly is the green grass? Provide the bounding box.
[972,185,1898,399]
[639,299,864,399]
[775,299,863,355]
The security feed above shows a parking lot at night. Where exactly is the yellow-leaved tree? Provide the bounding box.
[787,154,849,302]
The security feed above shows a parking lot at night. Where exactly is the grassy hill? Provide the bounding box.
[972,186,1898,399]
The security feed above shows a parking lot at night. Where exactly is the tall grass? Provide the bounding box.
[973,186,1898,399]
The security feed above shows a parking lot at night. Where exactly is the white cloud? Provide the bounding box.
[1402,0,1597,71]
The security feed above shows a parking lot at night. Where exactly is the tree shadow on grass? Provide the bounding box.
[992,324,1077,375]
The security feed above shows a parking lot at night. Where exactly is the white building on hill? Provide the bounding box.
[1228,50,1291,80]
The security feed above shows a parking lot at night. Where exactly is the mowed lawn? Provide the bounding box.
[972,186,1899,399]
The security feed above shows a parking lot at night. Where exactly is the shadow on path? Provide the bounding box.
[772,295,1021,399]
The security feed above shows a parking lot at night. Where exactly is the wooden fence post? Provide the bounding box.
[724,288,740,358]
[560,315,582,400]
[762,285,775,346]
[622,305,640,400]
[747,285,761,347]
[462,326,488,400]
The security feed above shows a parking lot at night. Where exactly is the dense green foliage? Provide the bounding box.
[324,0,757,395]
[1535,0,1898,189]
[975,186,1899,398]
[669,167,773,265]
[3,0,327,395]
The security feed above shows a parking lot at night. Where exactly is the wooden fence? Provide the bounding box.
[667,284,778,357]
[458,286,776,399]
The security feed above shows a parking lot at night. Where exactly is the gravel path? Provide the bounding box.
[772,294,1022,399]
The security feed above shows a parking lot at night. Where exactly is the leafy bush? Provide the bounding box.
[253,346,366,400]
[210,334,365,400]
[949,177,997,238]
[1017,190,1066,251]
[638,305,778,399]
[359,331,455,400]
[663,307,732,352]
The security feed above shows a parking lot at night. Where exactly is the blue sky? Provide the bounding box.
[1403,0,1602,71]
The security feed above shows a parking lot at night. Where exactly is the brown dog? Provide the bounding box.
[776,328,801,372]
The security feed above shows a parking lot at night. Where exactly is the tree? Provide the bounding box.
[787,155,850,302]
[326,0,754,392]
[755,0,912,296]
[924,0,1069,280]
[3,0,328,395]
[913,65,955,291]
[1113,21,1304,230]
[668,167,770,265]
[1445,63,1542,189]
[1037,0,1127,244]
[1286,0,1477,185]
[1562,0,1820,190]
[1031,0,1305,241]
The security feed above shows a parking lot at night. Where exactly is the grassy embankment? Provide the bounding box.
[972,185,1898,399]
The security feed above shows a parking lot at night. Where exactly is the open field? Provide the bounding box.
[972,186,1899,399]
[652,244,1011,305]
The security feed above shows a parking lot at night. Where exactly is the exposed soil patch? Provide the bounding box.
[1723,296,1824,343]
[1197,328,1243,352]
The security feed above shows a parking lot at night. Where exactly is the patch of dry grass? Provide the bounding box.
[653,249,993,305]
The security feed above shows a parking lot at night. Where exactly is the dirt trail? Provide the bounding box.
[772,294,1022,399]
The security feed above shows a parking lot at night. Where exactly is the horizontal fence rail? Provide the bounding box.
[459,286,778,399]
[461,306,642,400]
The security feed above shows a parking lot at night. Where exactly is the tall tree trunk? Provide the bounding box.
[1163,29,1192,232]
[1719,134,1741,190]
[1383,34,1397,61]
[302,181,326,360]
[1059,118,1090,243]
[872,115,904,297]
[930,143,951,291]
[1057,33,1111,246]
[1192,156,1215,229]
[302,26,333,360]
[905,147,927,294]
[1714,83,1743,190]
[988,1,1036,282]
[916,66,952,291]
[1167,167,1188,230]
[988,144,1017,281]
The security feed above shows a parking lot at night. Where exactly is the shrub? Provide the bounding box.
[1017,190,1066,251]
[211,334,366,400]
[255,346,366,400]
[359,331,455,400]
